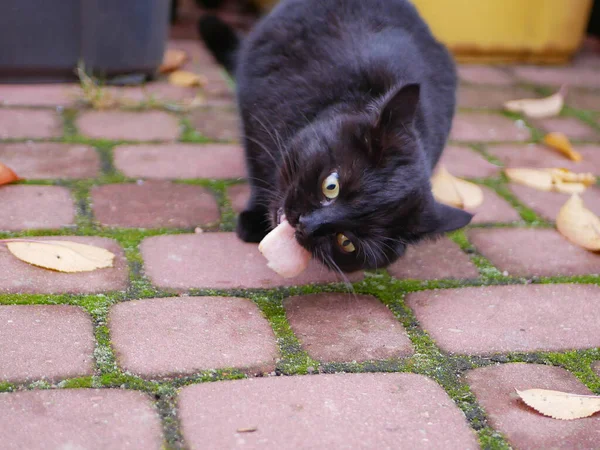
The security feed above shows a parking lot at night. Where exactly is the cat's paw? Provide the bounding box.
[236,209,270,243]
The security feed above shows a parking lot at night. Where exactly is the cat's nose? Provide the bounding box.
[297,214,323,236]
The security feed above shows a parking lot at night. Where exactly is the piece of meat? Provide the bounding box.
[258,220,311,278]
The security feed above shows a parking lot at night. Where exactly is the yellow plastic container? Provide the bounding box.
[411,0,593,64]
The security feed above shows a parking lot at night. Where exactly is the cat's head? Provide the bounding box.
[271,83,472,273]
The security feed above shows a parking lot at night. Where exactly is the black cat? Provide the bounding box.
[199,0,472,273]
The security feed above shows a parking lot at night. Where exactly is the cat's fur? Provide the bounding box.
[199,0,472,273]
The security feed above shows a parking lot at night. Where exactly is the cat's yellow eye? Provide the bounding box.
[322,172,339,199]
[337,233,355,253]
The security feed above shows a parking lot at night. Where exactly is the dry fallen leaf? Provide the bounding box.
[168,71,206,88]
[431,166,483,210]
[0,162,20,186]
[6,240,115,272]
[516,389,600,420]
[556,194,600,251]
[505,168,553,191]
[545,168,596,186]
[160,49,187,73]
[543,132,582,162]
[503,86,566,118]
[505,168,596,194]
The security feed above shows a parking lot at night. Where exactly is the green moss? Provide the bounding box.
[59,377,94,389]
[179,117,212,143]
[0,382,15,393]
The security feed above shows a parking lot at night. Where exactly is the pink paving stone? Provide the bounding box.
[457,65,515,85]
[466,363,600,449]
[566,89,600,111]
[0,142,100,179]
[457,85,538,110]
[487,143,600,174]
[470,186,521,224]
[178,373,479,449]
[387,237,479,280]
[0,236,128,294]
[110,296,278,377]
[533,117,598,140]
[0,109,62,139]
[0,185,75,231]
[113,143,246,179]
[91,182,219,228]
[141,232,363,290]
[227,183,250,214]
[0,389,163,450]
[284,293,412,362]
[438,145,501,178]
[406,284,600,354]
[509,184,600,221]
[105,82,200,104]
[189,107,240,141]
[450,113,531,142]
[468,228,600,277]
[513,66,600,88]
[0,84,79,107]
[77,110,180,141]
[0,305,94,382]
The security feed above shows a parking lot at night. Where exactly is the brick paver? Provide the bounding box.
[178,373,479,449]
[457,66,515,85]
[0,109,62,139]
[0,185,75,231]
[468,228,600,277]
[438,145,500,178]
[106,83,200,104]
[189,107,240,141]
[466,364,600,449]
[0,236,128,294]
[487,143,600,174]
[0,142,100,179]
[0,305,94,382]
[113,143,246,179]
[91,182,219,228]
[566,89,600,111]
[227,183,250,214]
[0,84,79,107]
[471,187,521,224]
[284,294,413,362]
[450,113,531,142]
[406,284,600,354]
[513,66,600,88]
[509,184,600,221]
[457,86,538,110]
[77,110,180,141]
[110,296,278,377]
[141,233,363,290]
[533,117,598,140]
[0,389,163,449]
[387,237,479,280]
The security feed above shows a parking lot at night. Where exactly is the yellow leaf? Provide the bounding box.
[0,161,20,186]
[556,194,600,251]
[545,168,596,186]
[543,132,582,162]
[504,168,553,191]
[503,86,566,118]
[516,389,600,420]
[168,71,206,87]
[552,180,586,195]
[431,166,483,210]
[159,49,187,73]
[6,240,115,272]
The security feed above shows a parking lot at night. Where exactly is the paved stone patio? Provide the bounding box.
[1,27,599,450]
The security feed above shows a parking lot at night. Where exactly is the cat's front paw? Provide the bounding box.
[236,209,270,243]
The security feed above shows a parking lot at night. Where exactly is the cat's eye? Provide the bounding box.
[337,233,356,253]
[322,172,339,199]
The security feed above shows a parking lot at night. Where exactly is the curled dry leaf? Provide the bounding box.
[0,161,20,186]
[516,389,600,420]
[505,168,553,191]
[258,220,311,278]
[6,240,115,272]
[556,194,600,251]
[168,70,207,88]
[431,166,483,210]
[543,132,582,162]
[503,85,566,118]
[505,167,596,194]
[159,49,187,73]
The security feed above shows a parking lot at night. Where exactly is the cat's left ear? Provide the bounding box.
[375,83,420,133]
[422,201,473,235]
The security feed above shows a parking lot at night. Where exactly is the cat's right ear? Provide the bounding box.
[374,83,420,133]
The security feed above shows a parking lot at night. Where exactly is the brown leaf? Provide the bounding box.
[556,194,600,251]
[543,132,582,162]
[5,240,115,272]
[168,71,207,87]
[0,161,20,186]
[503,85,566,118]
[431,165,483,210]
[516,389,600,420]
[159,49,187,73]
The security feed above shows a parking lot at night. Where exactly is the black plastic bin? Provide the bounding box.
[0,0,171,84]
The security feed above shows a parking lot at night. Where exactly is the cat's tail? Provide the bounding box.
[197,15,240,75]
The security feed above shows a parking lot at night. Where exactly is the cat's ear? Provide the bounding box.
[375,83,420,132]
[421,201,473,235]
